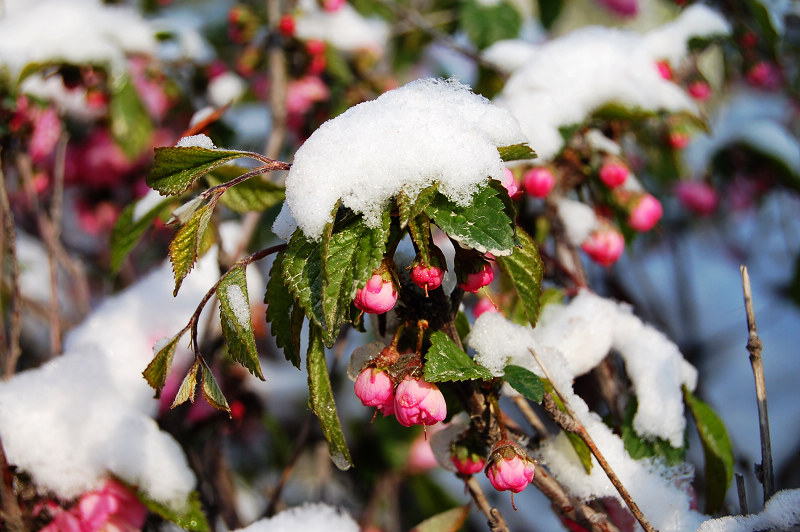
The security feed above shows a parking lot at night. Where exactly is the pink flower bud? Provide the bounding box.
[451,453,485,476]
[459,262,494,293]
[687,81,711,101]
[668,130,690,150]
[655,60,672,80]
[411,263,445,293]
[472,298,499,319]
[596,0,639,17]
[675,181,718,216]
[522,167,555,198]
[598,160,629,188]
[746,61,783,90]
[500,168,519,198]
[581,227,625,266]
[355,367,395,415]
[278,15,295,36]
[394,376,446,427]
[322,0,346,12]
[486,448,535,493]
[628,193,663,232]
[354,273,398,314]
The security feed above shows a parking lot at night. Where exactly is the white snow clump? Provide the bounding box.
[697,488,800,531]
[176,133,217,149]
[234,502,359,532]
[273,78,527,241]
[295,0,389,53]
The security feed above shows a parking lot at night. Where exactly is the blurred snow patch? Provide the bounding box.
[295,0,389,54]
[697,489,800,531]
[234,502,359,532]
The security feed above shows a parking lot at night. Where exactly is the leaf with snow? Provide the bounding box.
[425,185,515,256]
[424,331,493,382]
[496,227,544,326]
[218,267,264,380]
[169,203,214,296]
[459,0,522,50]
[322,211,389,345]
[544,379,593,473]
[200,363,230,414]
[148,147,250,196]
[282,231,325,330]
[411,505,470,532]
[498,143,537,162]
[110,195,172,273]
[142,334,182,397]
[502,364,543,403]
[684,386,733,513]
[397,185,438,229]
[265,251,302,368]
[620,397,685,464]
[135,489,209,532]
[171,359,200,408]
[109,75,153,159]
[307,324,353,471]
[206,169,285,213]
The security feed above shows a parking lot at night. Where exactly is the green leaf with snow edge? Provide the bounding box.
[148,146,250,196]
[142,334,182,396]
[620,397,685,465]
[218,266,264,380]
[498,143,537,162]
[307,324,353,470]
[424,331,493,382]
[282,230,326,332]
[168,202,214,296]
[172,359,200,408]
[543,379,593,473]
[397,185,438,229]
[110,195,173,274]
[322,211,390,346]
[206,169,285,213]
[109,75,153,159]
[496,227,544,327]
[134,488,209,532]
[502,365,543,403]
[265,250,302,369]
[683,386,733,513]
[201,363,230,414]
[425,186,515,256]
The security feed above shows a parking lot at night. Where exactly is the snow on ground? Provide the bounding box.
[697,488,800,531]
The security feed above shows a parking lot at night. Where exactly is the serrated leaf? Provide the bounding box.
[425,186,515,256]
[459,0,522,50]
[169,203,214,296]
[502,364,543,403]
[496,227,544,326]
[411,505,470,532]
[424,331,493,382]
[148,146,249,196]
[498,143,537,162]
[110,195,172,273]
[171,359,200,408]
[322,212,390,344]
[282,231,325,329]
[407,215,432,265]
[307,325,353,470]
[684,386,733,513]
[200,363,230,413]
[206,170,284,213]
[565,431,594,474]
[134,489,209,532]
[218,267,263,380]
[265,251,302,368]
[620,397,685,464]
[109,75,153,159]
[397,185,438,228]
[142,335,182,396]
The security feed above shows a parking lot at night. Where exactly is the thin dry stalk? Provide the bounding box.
[735,472,748,515]
[0,158,22,378]
[739,265,774,503]
[511,395,548,437]
[465,475,509,532]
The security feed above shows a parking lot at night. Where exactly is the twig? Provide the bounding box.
[0,433,24,532]
[739,265,774,503]
[511,395,548,437]
[265,0,289,161]
[465,475,509,532]
[45,134,68,354]
[0,156,22,378]
[529,348,657,532]
[735,473,748,515]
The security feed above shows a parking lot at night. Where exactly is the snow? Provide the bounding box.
[234,502,359,532]
[556,198,600,246]
[225,284,251,328]
[494,5,729,161]
[697,489,800,531]
[132,189,167,223]
[207,72,247,108]
[20,74,105,121]
[295,0,389,54]
[273,78,527,241]
[176,134,216,150]
[0,0,156,80]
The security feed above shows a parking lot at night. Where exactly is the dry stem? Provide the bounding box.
[0,156,22,378]
[465,475,509,532]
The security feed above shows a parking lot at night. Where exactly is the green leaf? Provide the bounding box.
[218,266,264,380]
[148,146,249,196]
[307,325,353,470]
[109,75,153,159]
[282,231,325,329]
[424,331,493,382]
[502,364,543,403]
[324,46,355,85]
[684,386,734,513]
[200,363,230,413]
[537,0,563,30]
[454,310,470,343]
[322,212,390,344]
[496,227,544,326]
[397,185,438,229]
[407,215,432,265]
[411,505,470,532]
[206,170,285,213]
[620,397,685,465]
[142,334,182,397]
[425,186,515,256]
[459,0,522,50]
[110,195,173,273]
[134,489,209,532]
[565,431,594,474]
[171,359,200,408]
[265,251,302,368]
[169,203,214,296]
[498,143,537,162]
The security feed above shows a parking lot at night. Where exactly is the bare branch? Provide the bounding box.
[736,472,748,515]
[0,155,22,379]
[465,475,510,532]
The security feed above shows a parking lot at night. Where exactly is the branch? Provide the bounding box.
[0,154,22,379]
[465,475,509,532]
[739,265,774,503]
[529,348,656,532]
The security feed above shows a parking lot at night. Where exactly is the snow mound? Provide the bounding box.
[234,503,359,532]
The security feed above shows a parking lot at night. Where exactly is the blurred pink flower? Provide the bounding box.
[522,167,555,198]
[582,226,625,266]
[40,480,146,532]
[29,107,62,165]
[675,181,718,216]
[286,76,330,115]
[628,194,663,232]
[596,0,638,17]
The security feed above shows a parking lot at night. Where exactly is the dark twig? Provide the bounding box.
[0,156,22,378]
[465,475,510,532]
[735,473,748,515]
[739,265,774,504]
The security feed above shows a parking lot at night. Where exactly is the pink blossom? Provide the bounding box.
[522,167,555,198]
[598,160,629,188]
[596,0,639,17]
[486,452,535,493]
[628,193,662,232]
[286,76,330,115]
[675,181,718,216]
[354,273,398,314]
[323,0,346,12]
[655,61,672,80]
[278,15,295,36]
[394,376,446,427]
[411,263,445,293]
[41,480,146,532]
[581,227,625,266]
[500,168,519,198]
[668,130,690,150]
[65,129,138,187]
[355,367,395,415]
[408,429,442,473]
[458,262,494,293]
[129,57,171,121]
[472,298,499,319]
[451,453,485,475]
[746,61,783,90]
[687,81,711,101]
[29,107,61,165]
